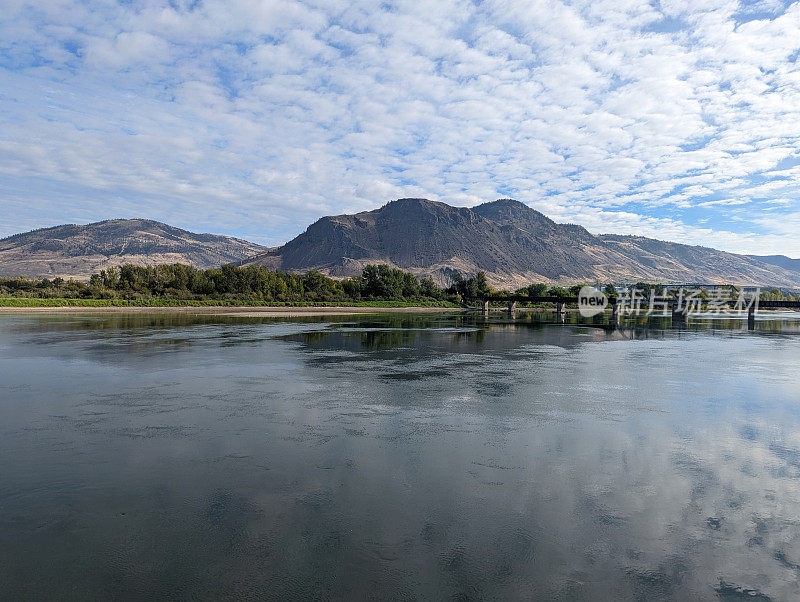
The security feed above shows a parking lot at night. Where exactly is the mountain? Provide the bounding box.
[0,219,267,280]
[241,198,800,288]
[748,255,800,275]
[4,203,798,288]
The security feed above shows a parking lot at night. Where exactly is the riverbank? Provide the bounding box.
[0,305,465,317]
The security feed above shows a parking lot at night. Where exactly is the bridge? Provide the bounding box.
[465,295,800,330]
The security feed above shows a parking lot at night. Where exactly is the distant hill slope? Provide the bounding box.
[748,255,800,275]
[0,219,267,280]
[241,198,800,288]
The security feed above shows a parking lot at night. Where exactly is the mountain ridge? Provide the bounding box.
[241,198,800,288]
[2,203,799,288]
[748,254,800,275]
[0,218,267,280]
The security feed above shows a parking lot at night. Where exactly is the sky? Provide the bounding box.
[1,0,800,256]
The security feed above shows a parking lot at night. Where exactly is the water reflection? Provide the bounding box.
[1,311,800,599]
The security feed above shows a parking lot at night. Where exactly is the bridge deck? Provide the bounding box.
[465,296,800,309]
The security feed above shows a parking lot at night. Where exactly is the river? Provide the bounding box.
[1,311,799,600]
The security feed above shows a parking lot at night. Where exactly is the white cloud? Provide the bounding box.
[0,0,798,257]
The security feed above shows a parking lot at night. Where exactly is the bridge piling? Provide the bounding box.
[462,295,793,328]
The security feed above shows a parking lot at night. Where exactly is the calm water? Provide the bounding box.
[2,311,800,600]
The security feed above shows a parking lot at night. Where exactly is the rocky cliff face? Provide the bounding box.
[241,198,800,288]
[0,219,267,280]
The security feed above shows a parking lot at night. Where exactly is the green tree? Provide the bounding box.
[548,286,570,298]
[420,276,439,298]
[473,271,489,296]
[528,283,548,297]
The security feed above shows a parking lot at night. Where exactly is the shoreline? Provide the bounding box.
[0,305,465,317]
[2,305,792,318]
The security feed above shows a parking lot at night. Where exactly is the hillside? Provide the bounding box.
[241,198,800,288]
[0,219,267,280]
[748,255,800,275]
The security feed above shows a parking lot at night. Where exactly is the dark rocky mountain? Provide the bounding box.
[0,219,267,280]
[241,198,800,288]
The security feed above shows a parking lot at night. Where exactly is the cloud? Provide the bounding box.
[0,0,799,256]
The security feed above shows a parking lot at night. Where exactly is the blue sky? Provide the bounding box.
[1,0,800,256]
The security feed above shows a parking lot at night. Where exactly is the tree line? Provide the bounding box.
[2,263,796,304]
[0,263,488,303]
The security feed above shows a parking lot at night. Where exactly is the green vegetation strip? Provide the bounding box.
[5,262,793,308]
[0,298,460,308]
[0,262,483,306]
